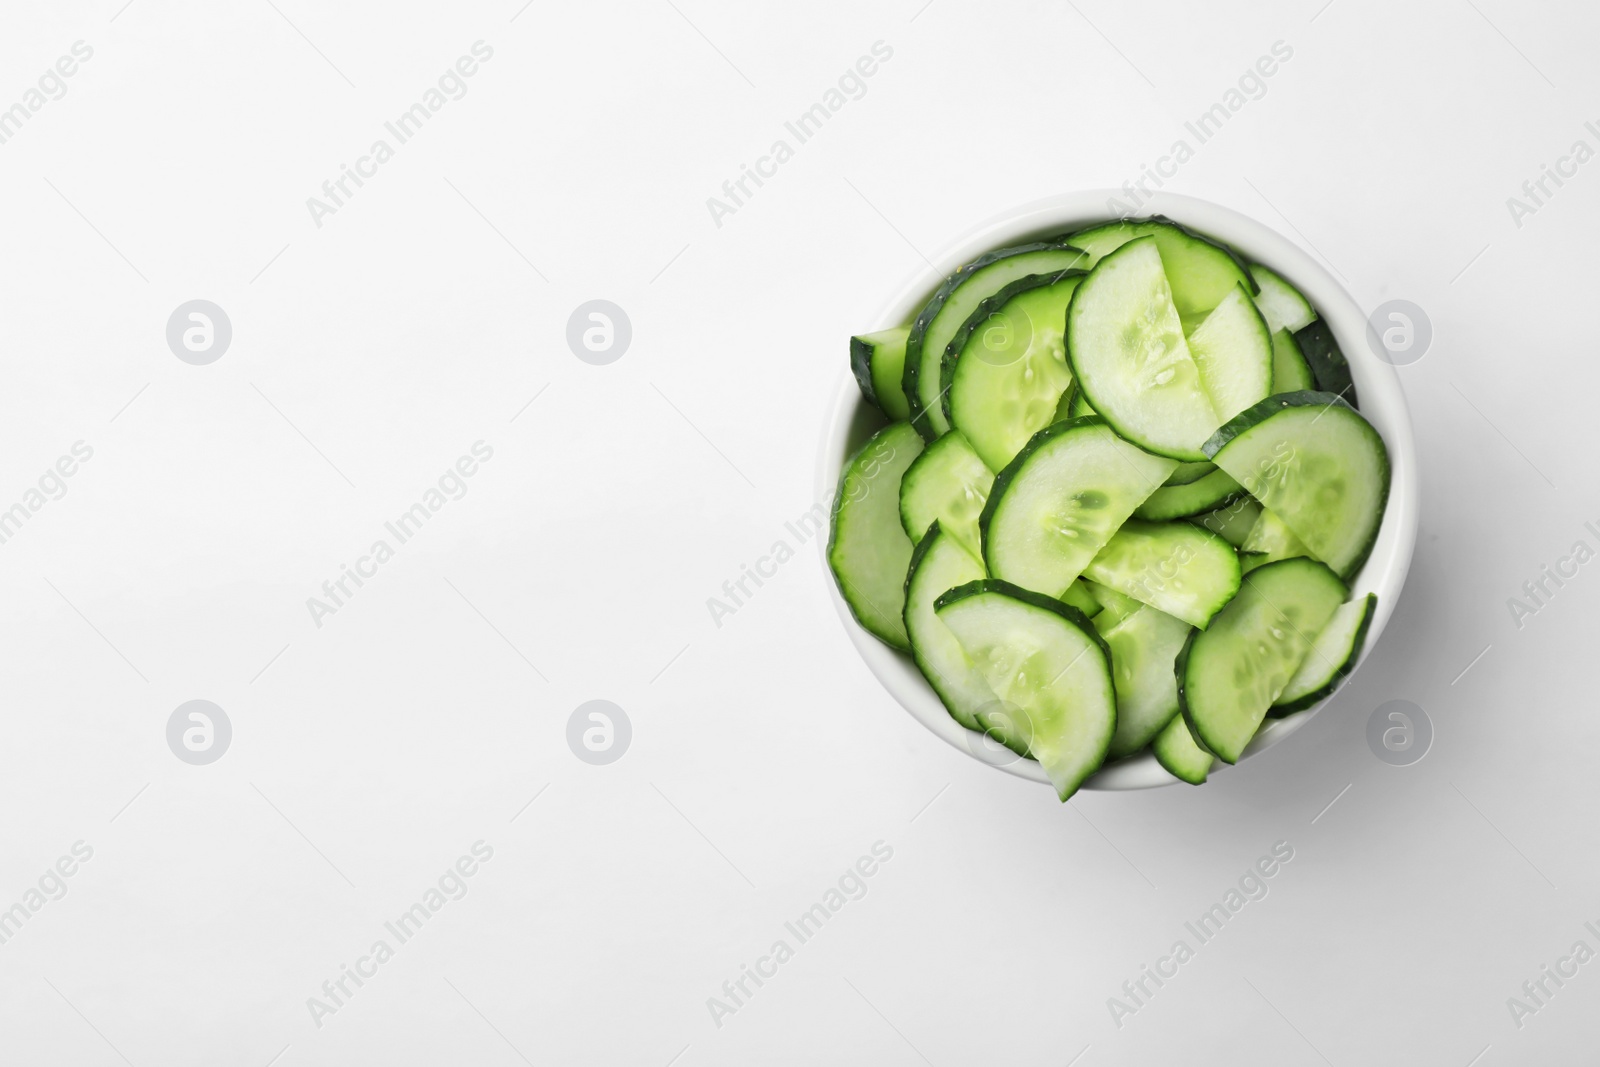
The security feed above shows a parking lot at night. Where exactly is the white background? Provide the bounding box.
[0,0,1594,1063]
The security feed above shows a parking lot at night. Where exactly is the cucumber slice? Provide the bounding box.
[1133,467,1244,521]
[1067,237,1218,460]
[903,523,995,732]
[1081,580,1143,627]
[1164,460,1217,486]
[1152,714,1214,784]
[1206,393,1391,579]
[1062,579,1102,618]
[1067,389,1095,419]
[1050,385,1078,424]
[945,272,1083,470]
[1068,218,1256,318]
[827,423,925,649]
[1178,557,1348,763]
[1099,605,1192,760]
[904,242,1087,439]
[851,327,911,421]
[1270,328,1316,393]
[935,580,1116,800]
[975,704,1035,759]
[980,417,1177,598]
[898,431,994,559]
[1249,263,1317,334]
[1292,320,1358,407]
[1272,593,1377,714]
[1082,519,1241,629]
[1240,506,1310,567]
[1185,284,1273,424]
[1189,498,1262,548]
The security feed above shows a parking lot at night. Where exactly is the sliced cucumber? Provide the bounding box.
[835,219,1386,795]
[1186,283,1273,424]
[1270,329,1316,393]
[1068,218,1256,319]
[981,417,1176,598]
[1178,557,1349,763]
[1082,519,1241,629]
[898,431,993,559]
[1250,263,1317,334]
[827,423,925,649]
[1292,320,1358,407]
[1133,467,1244,521]
[1164,460,1217,486]
[1189,497,1262,548]
[935,580,1116,800]
[904,242,1086,438]
[945,271,1082,470]
[1099,605,1192,760]
[1062,579,1102,618]
[1067,237,1218,460]
[1152,714,1214,784]
[1050,385,1079,424]
[903,523,994,732]
[1239,506,1310,570]
[1206,393,1390,579]
[851,327,911,421]
[1081,580,1144,627]
[975,700,1035,760]
[1272,593,1377,714]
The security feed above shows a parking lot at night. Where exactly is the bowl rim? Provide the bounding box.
[816,189,1419,791]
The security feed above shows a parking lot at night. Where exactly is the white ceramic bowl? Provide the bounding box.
[817,190,1418,791]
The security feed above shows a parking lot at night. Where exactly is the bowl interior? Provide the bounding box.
[818,190,1418,791]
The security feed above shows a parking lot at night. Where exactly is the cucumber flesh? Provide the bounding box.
[1240,505,1310,574]
[1062,579,1102,618]
[1133,467,1244,521]
[1068,218,1256,318]
[1082,519,1241,629]
[904,243,1087,438]
[1189,498,1262,548]
[903,524,995,732]
[851,327,911,421]
[935,580,1116,800]
[981,417,1176,598]
[946,272,1082,470]
[1250,263,1317,334]
[1178,557,1349,762]
[974,699,1035,760]
[898,431,994,560]
[1185,284,1273,424]
[1292,320,1358,407]
[1099,605,1192,760]
[827,423,925,649]
[1164,460,1217,486]
[1153,714,1214,784]
[1081,580,1143,627]
[1068,237,1218,460]
[1270,329,1316,393]
[1273,593,1377,714]
[1206,393,1391,579]
[1050,385,1078,424]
